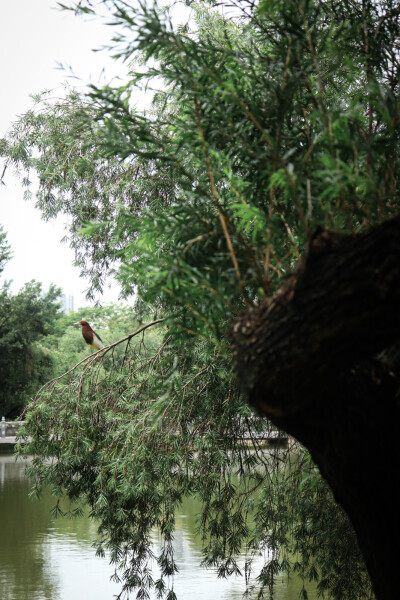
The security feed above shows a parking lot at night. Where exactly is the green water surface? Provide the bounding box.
[0,453,316,600]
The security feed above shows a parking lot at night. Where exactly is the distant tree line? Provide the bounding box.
[0,226,61,417]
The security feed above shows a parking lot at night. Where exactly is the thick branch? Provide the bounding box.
[232,215,400,417]
[232,216,400,600]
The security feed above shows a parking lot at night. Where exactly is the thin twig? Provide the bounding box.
[194,95,242,284]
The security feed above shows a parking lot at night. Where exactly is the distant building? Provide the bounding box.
[61,293,75,315]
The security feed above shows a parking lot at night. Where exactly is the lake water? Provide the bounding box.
[0,452,316,600]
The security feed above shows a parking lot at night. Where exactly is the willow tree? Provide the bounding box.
[2,0,400,598]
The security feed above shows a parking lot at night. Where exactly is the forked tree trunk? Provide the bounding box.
[232,215,400,600]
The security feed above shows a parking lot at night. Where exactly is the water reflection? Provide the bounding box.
[0,453,316,600]
[0,454,120,600]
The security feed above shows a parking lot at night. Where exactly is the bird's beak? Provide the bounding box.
[73,322,80,326]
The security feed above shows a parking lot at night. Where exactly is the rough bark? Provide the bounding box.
[232,215,400,600]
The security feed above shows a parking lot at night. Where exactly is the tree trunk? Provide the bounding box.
[232,216,400,600]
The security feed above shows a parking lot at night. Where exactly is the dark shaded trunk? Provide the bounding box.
[232,216,400,600]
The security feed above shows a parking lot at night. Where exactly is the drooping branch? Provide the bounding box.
[20,318,166,418]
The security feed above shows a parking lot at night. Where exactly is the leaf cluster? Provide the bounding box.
[3,0,400,337]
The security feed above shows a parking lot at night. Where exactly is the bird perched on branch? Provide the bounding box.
[74,319,105,353]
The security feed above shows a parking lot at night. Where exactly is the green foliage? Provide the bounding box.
[0,277,62,417]
[3,0,400,335]
[4,0,399,597]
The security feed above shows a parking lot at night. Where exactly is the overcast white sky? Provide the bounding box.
[0,0,130,308]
